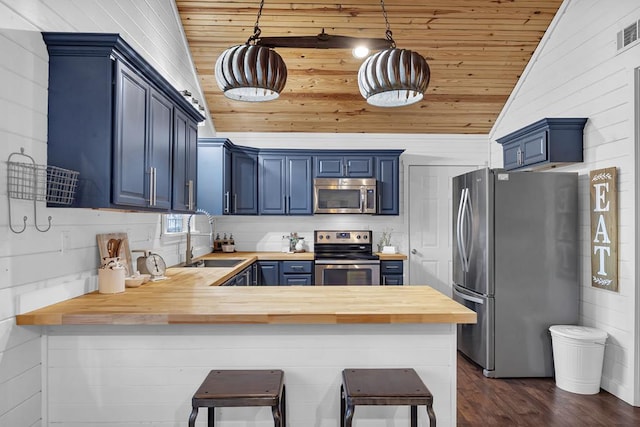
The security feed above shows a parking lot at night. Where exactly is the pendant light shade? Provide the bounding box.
[358,48,430,107]
[215,44,287,102]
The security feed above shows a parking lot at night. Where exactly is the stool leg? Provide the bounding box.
[272,385,285,427]
[411,405,417,427]
[426,403,437,427]
[188,406,198,427]
[282,385,286,427]
[208,407,214,427]
[340,385,345,427]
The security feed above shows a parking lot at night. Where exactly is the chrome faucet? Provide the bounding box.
[186,209,214,265]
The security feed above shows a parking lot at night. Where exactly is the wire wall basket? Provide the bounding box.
[6,148,79,233]
[7,157,79,204]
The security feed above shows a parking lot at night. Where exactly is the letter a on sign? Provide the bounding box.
[589,167,618,291]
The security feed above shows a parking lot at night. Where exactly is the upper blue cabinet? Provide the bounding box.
[259,152,313,215]
[315,155,373,177]
[197,139,259,215]
[496,118,588,171]
[43,33,204,211]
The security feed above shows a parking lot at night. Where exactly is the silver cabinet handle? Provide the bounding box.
[386,265,399,270]
[187,179,194,210]
[224,191,230,214]
[148,167,154,205]
[411,249,417,254]
[149,167,157,206]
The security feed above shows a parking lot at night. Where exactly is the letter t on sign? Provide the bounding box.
[589,167,618,291]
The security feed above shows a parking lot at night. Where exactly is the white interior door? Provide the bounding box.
[408,165,475,296]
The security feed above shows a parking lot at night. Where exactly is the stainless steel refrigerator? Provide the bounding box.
[452,168,578,378]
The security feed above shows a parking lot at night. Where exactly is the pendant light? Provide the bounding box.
[214,0,287,102]
[358,0,430,107]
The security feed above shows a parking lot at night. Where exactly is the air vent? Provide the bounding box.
[617,20,639,51]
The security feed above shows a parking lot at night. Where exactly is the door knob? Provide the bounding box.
[411,249,417,254]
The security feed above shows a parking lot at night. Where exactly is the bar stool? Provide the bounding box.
[188,369,285,427]
[341,368,436,427]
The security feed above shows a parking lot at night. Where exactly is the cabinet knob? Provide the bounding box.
[411,249,417,254]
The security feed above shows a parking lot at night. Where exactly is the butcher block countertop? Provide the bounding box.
[15,251,472,326]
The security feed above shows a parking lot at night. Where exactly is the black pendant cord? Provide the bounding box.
[247,0,265,44]
[380,0,396,48]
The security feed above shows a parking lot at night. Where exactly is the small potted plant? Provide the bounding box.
[378,229,396,254]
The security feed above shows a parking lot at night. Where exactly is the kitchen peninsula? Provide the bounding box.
[16,253,475,427]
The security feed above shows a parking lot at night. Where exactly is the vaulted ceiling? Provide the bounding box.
[176,0,563,134]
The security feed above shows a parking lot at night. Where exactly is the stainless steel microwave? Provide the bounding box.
[313,178,377,214]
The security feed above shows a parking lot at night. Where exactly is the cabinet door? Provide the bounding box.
[345,156,373,177]
[521,130,548,166]
[257,261,280,285]
[376,156,399,215]
[286,155,313,214]
[502,141,520,170]
[147,89,173,210]
[113,62,149,207]
[382,274,403,285]
[259,155,286,214]
[232,150,258,214]
[315,156,344,177]
[280,274,312,286]
[173,110,197,212]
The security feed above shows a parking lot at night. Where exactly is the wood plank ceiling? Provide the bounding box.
[176,0,563,134]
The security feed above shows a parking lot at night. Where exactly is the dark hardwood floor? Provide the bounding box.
[457,352,640,426]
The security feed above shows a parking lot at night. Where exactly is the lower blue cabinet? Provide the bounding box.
[381,260,404,285]
[280,261,313,286]
[257,261,280,285]
[257,260,313,285]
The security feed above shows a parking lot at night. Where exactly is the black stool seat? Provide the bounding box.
[341,368,435,427]
[188,369,285,427]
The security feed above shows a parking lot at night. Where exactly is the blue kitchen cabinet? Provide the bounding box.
[258,260,313,285]
[232,148,259,215]
[280,261,313,286]
[381,260,403,285]
[375,155,400,215]
[43,33,203,211]
[496,118,587,171]
[197,141,258,215]
[257,261,280,286]
[197,138,232,215]
[172,109,198,212]
[259,153,313,215]
[315,155,373,177]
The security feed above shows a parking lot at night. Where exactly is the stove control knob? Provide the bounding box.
[356,234,361,239]
[325,234,331,240]
[363,235,368,240]
[318,235,323,240]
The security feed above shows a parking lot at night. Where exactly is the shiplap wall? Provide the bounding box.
[0,1,212,425]
[489,0,640,405]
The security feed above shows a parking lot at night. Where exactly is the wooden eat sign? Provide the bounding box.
[590,167,618,291]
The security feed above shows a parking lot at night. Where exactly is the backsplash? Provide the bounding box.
[211,215,406,254]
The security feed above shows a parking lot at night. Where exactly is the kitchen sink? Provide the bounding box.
[186,259,245,268]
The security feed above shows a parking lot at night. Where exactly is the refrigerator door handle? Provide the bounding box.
[464,187,473,271]
[459,188,471,272]
[456,189,466,269]
[453,287,484,305]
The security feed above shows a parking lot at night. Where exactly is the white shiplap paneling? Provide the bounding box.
[489,0,640,405]
[0,1,211,425]
[45,324,457,427]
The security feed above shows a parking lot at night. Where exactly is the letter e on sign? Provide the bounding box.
[589,167,618,291]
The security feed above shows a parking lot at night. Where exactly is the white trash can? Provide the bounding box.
[549,325,607,394]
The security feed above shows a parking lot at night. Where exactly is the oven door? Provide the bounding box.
[314,260,380,285]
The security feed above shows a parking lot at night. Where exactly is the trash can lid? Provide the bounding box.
[549,325,608,341]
